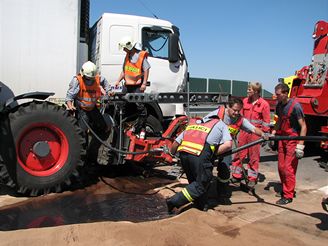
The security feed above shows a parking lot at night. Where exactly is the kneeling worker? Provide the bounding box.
[167,115,232,213]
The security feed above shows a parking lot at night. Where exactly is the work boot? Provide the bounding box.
[247,180,256,189]
[230,177,241,184]
[275,191,296,198]
[166,198,175,214]
[166,192,190,214]
[194,201,209,211]
[276,197,293,205]
[193,195,209,212]
[216,181,231,198]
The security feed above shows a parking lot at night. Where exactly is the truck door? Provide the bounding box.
[141,27,187,94]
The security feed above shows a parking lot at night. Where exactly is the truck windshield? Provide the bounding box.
[142,27,172,60]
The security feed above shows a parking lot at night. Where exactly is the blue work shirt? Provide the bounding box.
[204,108,255,133]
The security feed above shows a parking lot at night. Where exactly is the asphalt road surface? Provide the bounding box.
[0,146,327,246]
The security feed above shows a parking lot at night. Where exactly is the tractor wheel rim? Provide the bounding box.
[17,123,69,177]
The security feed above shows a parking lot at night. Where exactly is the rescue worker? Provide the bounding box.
[204,98,269,200]
[167,115,232,213]
[272,83,307,205]
[231,82,271,188]
[114,36,150,136]
[65,61,112,164]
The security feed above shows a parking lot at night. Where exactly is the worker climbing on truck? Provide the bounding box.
[65,61,112,165]
[231,82,271,188]
[167,114,232,213]
[115,36,151,138]
[204,97,270,202]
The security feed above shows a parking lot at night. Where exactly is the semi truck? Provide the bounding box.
[0,0,188,119]
[278,20,328,170]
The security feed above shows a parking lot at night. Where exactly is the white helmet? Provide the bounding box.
[118,36,136,51]
[80,61,97,79]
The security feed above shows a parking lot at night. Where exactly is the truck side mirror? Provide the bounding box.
[168,33,179,63]
[278,78,284,84]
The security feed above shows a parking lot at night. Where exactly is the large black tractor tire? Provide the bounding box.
[97,114,163,165]
[3,101,86,196]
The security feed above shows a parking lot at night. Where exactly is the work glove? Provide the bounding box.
[295,144,305,159]
[261,132,272,141]
[261,133,271,147]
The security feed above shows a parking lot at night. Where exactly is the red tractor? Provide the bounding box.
[0,87,229,196]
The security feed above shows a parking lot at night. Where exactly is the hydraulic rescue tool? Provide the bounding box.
[90,92,230,166]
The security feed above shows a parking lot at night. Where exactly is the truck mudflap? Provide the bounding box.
[0,101,86,196]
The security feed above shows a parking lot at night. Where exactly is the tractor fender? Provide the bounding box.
[5,92,55,109]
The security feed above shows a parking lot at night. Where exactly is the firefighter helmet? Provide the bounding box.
[80,61,97,79]
[118,36,136,51]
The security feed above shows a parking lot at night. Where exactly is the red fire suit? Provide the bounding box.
[231,97,270,181]
[277,99,301,199]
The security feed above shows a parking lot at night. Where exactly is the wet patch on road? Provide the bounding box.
[0,176,175,231]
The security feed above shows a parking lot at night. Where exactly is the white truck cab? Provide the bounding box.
[90,13,188,117]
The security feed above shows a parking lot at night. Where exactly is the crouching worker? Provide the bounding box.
[167,115,232,214]
[65,61,112,165]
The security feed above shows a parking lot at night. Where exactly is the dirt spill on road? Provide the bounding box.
[0,177,173,231]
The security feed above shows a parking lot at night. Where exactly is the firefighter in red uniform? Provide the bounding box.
[167,116,232,213]
[272,83,307,205]
[65,61,112,164]
[204,98,269,200]
[231,82,271,188]
[115,36,150,136]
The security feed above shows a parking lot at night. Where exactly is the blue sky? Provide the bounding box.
[90,0,328,93]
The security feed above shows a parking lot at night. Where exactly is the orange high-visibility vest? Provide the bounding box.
[217,106,243,137]
[177,118,219,156]
[124,51,148,85]
[76,74,101,111]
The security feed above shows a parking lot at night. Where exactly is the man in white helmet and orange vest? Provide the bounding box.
[115,36,151,136]
[167,115,232,213]
[204,98,269,202]
[231,82,271,188]
[65,61,112,164]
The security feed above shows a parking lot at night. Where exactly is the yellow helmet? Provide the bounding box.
[80,61,97,79]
